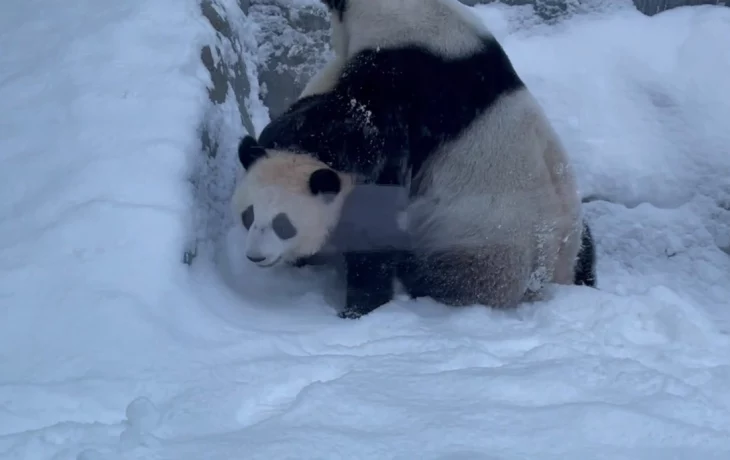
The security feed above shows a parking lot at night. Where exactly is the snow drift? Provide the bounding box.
[0,0,729,459]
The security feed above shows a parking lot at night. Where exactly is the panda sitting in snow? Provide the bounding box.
[230,0,597,319]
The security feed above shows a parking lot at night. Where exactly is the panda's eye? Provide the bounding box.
[272,213,297,240]
[241,205,254,229]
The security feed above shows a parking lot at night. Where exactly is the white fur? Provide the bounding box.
[406,88,582,285]
[330,0,492,59]
[231,151,355,267]
[299,55,346,99]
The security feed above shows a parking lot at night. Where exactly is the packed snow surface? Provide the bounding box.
[1,0,730,458]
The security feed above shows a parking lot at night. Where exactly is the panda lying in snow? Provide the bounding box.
[230,0,597,319]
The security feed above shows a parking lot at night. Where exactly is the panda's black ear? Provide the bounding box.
[238,135,267,169]
[309,168,341,197]
[321,0,346,15]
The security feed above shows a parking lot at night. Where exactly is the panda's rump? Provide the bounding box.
[398,242,533,308]
[401,89,578,303]
[408,90,561,252]
[402,168,541,308]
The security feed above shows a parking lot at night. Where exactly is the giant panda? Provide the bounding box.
[298,0,599,289]
[234,0,597,319]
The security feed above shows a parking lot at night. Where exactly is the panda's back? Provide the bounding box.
[257,32,526,183]
[333,36,525,173]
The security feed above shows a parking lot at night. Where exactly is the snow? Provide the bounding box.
[1,0,730,459]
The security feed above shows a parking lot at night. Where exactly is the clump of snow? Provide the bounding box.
[1,1,730,459]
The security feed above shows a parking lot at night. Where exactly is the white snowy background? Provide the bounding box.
[1,0,730,459]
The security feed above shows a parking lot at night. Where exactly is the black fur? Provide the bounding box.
[574,220,597,287]
[309,168,341,196]
[256,38,524,319]
[238,134,267,169]
[241,205,254,230]
[272,213,298,240]
[320,0,347,20]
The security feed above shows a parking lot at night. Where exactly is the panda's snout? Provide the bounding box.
[245,249,280,267]
[244,226,283,267]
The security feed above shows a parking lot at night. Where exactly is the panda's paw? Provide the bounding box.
[291,258,307,268]
[342,290,389,319]
[337,309,364,320]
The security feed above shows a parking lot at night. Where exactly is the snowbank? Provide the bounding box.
[0,0,214,445]
[1,0,729,459]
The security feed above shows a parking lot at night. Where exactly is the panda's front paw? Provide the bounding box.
[291,258,308,268]
[337,309,364,320]
[340,289,390,319]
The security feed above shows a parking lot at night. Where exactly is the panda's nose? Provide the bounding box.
[247,255,266,263]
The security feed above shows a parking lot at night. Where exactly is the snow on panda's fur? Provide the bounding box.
[244,0,596,318]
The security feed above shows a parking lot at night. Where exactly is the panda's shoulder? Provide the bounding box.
[257,94,333,149]
[256,94,370,166]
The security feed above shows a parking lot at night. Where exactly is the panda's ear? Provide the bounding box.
[321,0,346,15]
[238,135,267,169]
[309,168,341,198]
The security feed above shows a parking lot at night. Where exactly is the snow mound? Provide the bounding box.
[1,1,729,459]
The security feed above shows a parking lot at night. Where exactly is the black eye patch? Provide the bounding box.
[272,213,297,240]
[241,205,254,229]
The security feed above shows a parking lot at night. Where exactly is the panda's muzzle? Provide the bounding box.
[245,250,281,268]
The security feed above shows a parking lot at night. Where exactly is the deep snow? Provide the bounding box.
[1,0,730,459]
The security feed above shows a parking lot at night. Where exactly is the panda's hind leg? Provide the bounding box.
[573,220,597,287]
[398,246,531,309]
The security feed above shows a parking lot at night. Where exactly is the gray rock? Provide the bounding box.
[632,0,727,15]
[465,0,727,17]
[187,0,260,265]
[200,0,256,139]
[249,0,332,119]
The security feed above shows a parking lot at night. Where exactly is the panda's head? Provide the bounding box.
[232,135,355,268]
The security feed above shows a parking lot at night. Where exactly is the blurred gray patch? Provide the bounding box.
[330,184,411,253]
